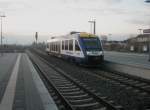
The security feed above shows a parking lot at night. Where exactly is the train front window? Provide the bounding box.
[81,38,102,51]
[75,40,80,51]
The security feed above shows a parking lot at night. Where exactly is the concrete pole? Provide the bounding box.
[1,17,2,47]
[145,0,150,61]
[93,20,96,35]
[149,42,150,61]
[0,15,6,48]
[88,19,96,35]
[148,25,150,61]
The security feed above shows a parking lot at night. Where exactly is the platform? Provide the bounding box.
[104,51,150,80]
[0,53,58,110]
[104,51,150,69]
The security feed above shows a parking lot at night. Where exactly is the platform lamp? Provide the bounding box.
[0,14,6,47]
[145,0,150,61]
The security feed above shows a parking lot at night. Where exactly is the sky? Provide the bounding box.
[0,0,150,44]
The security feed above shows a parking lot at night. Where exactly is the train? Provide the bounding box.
[45,32,104,65]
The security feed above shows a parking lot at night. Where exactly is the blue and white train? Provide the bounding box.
[46,32,104,65]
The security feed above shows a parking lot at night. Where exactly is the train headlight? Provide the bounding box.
[86,51,102,56]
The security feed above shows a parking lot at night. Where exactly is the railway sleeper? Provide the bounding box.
[142,85,150,90]
[53,80,70,83]
[63,92,87,97]
[57,85,77,89]
[60,88,80,92]
[93,107,107,110]
[61,90,84,95]
[73,102,101,109]
[65,93,89,99]
[50,75,64,78]
[69,97,94,104]
[135,83,147,87]
[52,79,68,82]
[72,100,100,108]
[56,83,74,87]
[51,78,67,81]
[54,82,72,85]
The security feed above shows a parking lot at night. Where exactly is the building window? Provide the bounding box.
[130,45,134,51]
[143,45,147,52]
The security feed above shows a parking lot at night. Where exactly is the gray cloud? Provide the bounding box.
[61,0,123,4]
[103,0,122,4]
[0,1,31,12]
[126,19,150,25]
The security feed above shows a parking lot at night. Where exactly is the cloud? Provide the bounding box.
[102,0,122,4]
[126,19,150,25]
[0,1,31,13]
[61,0,122,3]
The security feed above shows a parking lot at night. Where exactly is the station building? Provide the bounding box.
[126,29,150,53]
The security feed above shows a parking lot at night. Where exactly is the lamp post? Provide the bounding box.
[145,0,150,61]
[88,19,96,35]
[0,14,6,47]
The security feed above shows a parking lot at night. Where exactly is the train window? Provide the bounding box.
[65,40,68,50]
[51,43,53,51]
[50,43,51,51]
[69,40,73,51]
[51,43,52,51]
[58,43,60,52]
[75,40,80,51]
[52,43,53,51]
[53,43,54,51]
[62,41,64,50]
[55,43,57,52]
[52,43,54,51]
[46,43,48,48]
[57,42,60,52]
[49,43,50,50]
[55,42,57,51]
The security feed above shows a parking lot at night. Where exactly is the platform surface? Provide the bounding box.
[0,53,58,110]
[104,51,150,69]
[104,51,150,80]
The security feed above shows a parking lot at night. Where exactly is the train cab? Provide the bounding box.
[78,32,104,64]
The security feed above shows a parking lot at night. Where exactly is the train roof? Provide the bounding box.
[47,32,97,42]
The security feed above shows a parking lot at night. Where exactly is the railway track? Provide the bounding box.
[29,48,150,110]
[28,51,124,110]
[92,69,150,95]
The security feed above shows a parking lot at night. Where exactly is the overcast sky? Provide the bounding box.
[0,0,150,44]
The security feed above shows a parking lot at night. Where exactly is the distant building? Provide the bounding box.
[126,34,150,52]
[103,40,127,51]
[143,29,150,34]
[100,35,108,48]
